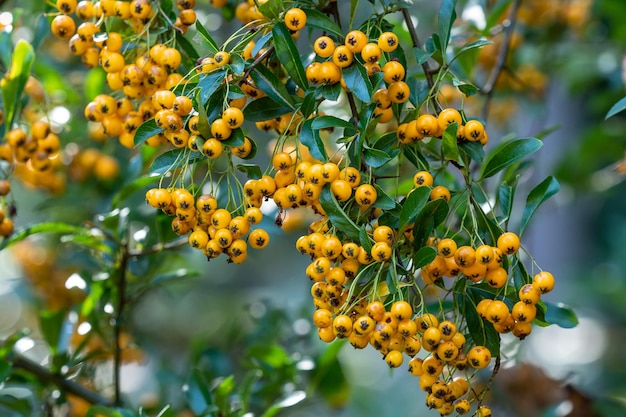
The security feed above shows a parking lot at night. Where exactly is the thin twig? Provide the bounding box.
[127,237,187,257]
[113,244,129,407]
[481,0,522,121]
[240,45,275,82]
[11,354,113,406]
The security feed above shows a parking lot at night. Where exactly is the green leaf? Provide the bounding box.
[300,92,316,118]
[310,340,349,408]
[413,246,437,269]
[39,310,67,355]
[243,96,291,122]
[258,0,283,18]
[86,406,124,417]
[0,360,10,382]
[411,199,449,248]
[303,8,343,37]
[151,268,199,285]
[222,126,246,148]
[480,138,543,179]
[176,31,199,62]
[84,67,107,101]
[438,0,457,54]
[543,302,578,328]
[250,65,295,110]
[452,39,492,62]
[149,150,204,175]
[299,119,328,161]
[413,47,434,65]
[2,40,35,129]
[194,20,219,54]
[459,141,484,163]
[359,227,372,253]
[0,222,89,250]
[485,0,513,31]
[319,185,360,241]
[520,176,559,234]
[185,369,216,415]
[398,187,431,234]
[457,83,479,97]
[363,146,392,168]
[236,164,262,179]
[198,70,226,104]
[112,174,159,208]
[272,22,308,90]
[133,119,164,147]
[462,291,500,357]
[441,122,463,165]
[498,182,514,222]
[372,185,397,210]
[606,96,626,119]
[341,63,373,103]
[312,115,356,132]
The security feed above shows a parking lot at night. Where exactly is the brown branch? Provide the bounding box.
[401,8,441,112]
[11,354,113,406]
[240,45,275,82]
[481,0,522,121]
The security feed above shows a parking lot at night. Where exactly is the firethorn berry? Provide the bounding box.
[414,171,434,187]
[430,185,451,202]
[388,81,410,103]
[453,399,471,415]
[512,301,537,323]
[519,283,541,304]
[378,32,399,52]
[497,231,521,255]
[344,30,368,53]
[382,61,405,83]
[533,271,555,294]
[486,300,510,324]
[454,246,476,268]
[467,346,492,369]
[464,119,485,142]
[332,45,354,68]
[314,36,335,58]
[284,8,306,31]
[0,180,11,196]
[477,405,493,417]
[437,238,457,257]
[361,43,382,64]
[385,350,404,368]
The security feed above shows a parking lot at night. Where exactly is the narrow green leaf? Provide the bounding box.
[243,96,291,122]
[312,115,356,132]
[438,0,457,54]
[520,176,560,234]
[39,309,67,355]
[149,150,204,175]
[299,119,328,161]
[236,164,262,179]
[185,369,216,415]
[250,65,295,110]
[222,127,246,148]
[398,187,431,234]
[303,8,343,37]
[442,122,462,165]
[363,147,392,168]
[0,360,10,382]
[151,268,199,285]
[2,40,35,129]
[155,405,174,417]
[544,302,578,328]
[194,20,219,54]
[459,141,484,163]
[342,64,372,103]
[319,185,361,241]
[452,39,492,62]
[176,31,199,62]
[272,22,308,90]
[457,83,479,97]
[300,93,316,119]
[413,246,437,269]
[198,70,226,104]
[112,175,159,208]
[412,199,449,248]
[133,119,164,147]
[372,185,397,210]
[605,96,626,120]
[498,182,514,221]
[480,138,543,179]
[413,47,434,65]
[0,222,89,250]
[485,0,514,32]
[258,0,283,18]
